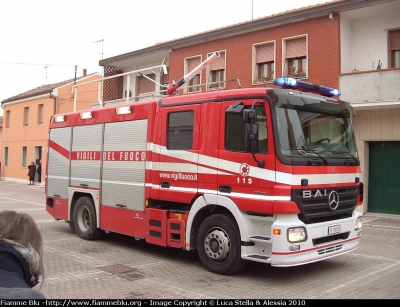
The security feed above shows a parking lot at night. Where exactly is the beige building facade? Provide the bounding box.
[1,71,101,185]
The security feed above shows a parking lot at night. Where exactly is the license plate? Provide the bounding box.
[328,225,341,235]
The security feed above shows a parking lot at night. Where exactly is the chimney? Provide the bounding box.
[83,68,87,76]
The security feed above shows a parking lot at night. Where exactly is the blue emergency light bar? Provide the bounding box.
[273,77,341,97]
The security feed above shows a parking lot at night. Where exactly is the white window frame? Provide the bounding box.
[282,34,308,79]
[184,55,202,93]
[206,50,226,90]
[252,41,276,85]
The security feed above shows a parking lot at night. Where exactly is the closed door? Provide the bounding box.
[368,141,400,214]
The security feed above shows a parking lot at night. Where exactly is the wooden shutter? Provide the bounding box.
[24,107,29,126]
[390,30,400,51]
[138,73,155,95]
[256,44,274,63]
[210,52,225,70]
[286,37,306,58]
[187,57,201,71]
[39,104,44,124]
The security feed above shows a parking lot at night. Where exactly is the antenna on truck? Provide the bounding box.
[167,52,220,96]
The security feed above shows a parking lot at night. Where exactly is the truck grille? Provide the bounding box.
[291,186,358,224]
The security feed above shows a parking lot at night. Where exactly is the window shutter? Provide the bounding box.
[39,105,44,124]
[390,30,400,51]
[138,74,155,95]
[187,57,201,71]
[256,44,274,63]
[286,37,306,58]
[24,108,29,125]
[210,52,225,70]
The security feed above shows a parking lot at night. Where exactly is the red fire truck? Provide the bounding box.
[45,52,363,275]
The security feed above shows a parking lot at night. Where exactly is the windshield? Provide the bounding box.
[275,102,358,159]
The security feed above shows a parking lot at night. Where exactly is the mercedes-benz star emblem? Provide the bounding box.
[328,191,339,211]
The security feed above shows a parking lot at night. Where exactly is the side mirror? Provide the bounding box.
[245,123,259,153]
[243,109,257,123]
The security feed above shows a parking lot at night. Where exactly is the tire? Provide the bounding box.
[196,214,247,275]
[73,196,104,240]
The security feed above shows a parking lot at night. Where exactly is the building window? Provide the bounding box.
[253,42,275,83]
[390,30,400,68]
[288,57,307,77]
[167,111,194,150]
[24,107,29,126]
[211,70,224,87]
[6,110,10,128]
[185,56,202,93]
[207,51,226,90]
[38,104,44,124]
[257,62,274,81]
[22,146,27,167]
[284,36,307,78]
[188,75,201,92]
[4,147,9,167]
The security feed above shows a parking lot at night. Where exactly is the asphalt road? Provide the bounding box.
[1,180,399,300]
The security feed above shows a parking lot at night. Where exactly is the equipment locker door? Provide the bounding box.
[101,120,147,211]
[47,127,72,220]
[70,124,102,189]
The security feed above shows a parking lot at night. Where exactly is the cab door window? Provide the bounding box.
[167,111,194,150]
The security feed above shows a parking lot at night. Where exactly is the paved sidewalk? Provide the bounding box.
[1,180,400,299]
[363,212,400,230]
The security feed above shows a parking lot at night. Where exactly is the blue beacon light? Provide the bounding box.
[273,77,341,97]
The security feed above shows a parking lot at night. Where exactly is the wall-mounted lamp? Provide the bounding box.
[169,49,174,53]
[329,12,334,20]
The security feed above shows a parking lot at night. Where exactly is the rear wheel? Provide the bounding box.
[196,214,247,275]
[73,196,104,240]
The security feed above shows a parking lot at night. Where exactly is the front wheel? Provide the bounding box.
[73,196,104,240]
[196,214,247,275]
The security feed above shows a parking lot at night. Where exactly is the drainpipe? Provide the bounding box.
[50,90,57,116]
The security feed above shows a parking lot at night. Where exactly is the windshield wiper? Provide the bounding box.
[301,147,328,165]
[329,150,360,165]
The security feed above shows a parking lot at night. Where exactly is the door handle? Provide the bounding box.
[219,185,231,193]
[161,181,170,188]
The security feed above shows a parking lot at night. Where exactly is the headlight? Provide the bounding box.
[287,227,307,243]
[355,216,362,231]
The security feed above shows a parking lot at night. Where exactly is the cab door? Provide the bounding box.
[154,104,201,204]
[217,100,276,214]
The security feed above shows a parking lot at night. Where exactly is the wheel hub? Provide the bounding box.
[77,206,90,231]
[204,228,230,261]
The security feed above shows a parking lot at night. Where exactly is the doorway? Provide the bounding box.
[368,141,400,214]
